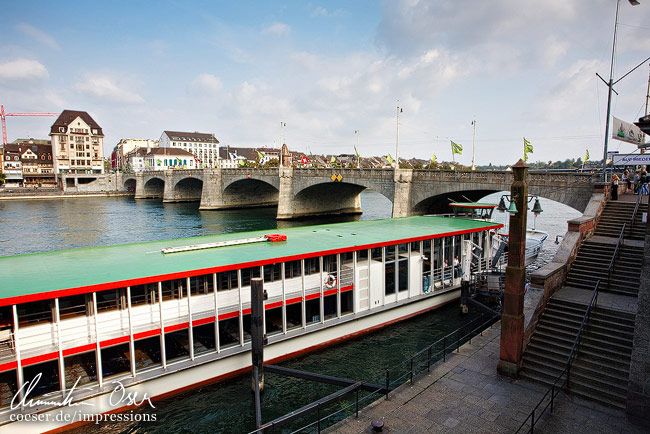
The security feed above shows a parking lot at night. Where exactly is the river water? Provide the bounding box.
[0,190,581,433]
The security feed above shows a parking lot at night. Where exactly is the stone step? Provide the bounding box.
[533,327,631,355]
[572,357,630,382]
[529,335,631,364]
[569,367,628,396]
[593,306,636,322]
[568,379,627,410]
[537,321,633,347]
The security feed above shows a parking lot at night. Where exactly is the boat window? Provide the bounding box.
[217,270,238,291]
[410,241,420,252]
[323,294,337,321]
[398,243,408,255]
[161,279,185,300]
[96,288,124,312]
[341,291,353,316]
[357,248,368,262]
[193,323,216,353]
[134,336,162,372]
[190,274,214,296]
[64,352,97,387]
[242,313,252,343]
[423,239,432,273]
[0,306,12,332]
[433,238,441,270]
[17,300,53,326]
[323,254,338,273]
[341,251,353,264]
[286,302,302,330]
[130,283,157,306]
[371,247,382,261]
[23,360,60,396]
[218,316,240,349]
[285,260,302,279]
[263,263,282,283]
[101,343,131,378]
[305,298,320,325]
[164,329,191,362]
[241,267,261,287]
[398,255,409,292]
[385,262,395,296]
[385,245,396,262]
[304,257,320,276]
[58,294,90,318]
[265,307,283,335]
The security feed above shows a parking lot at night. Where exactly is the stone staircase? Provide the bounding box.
[564,241,642,297]
[593,200,645,241]
[521,297,635,410]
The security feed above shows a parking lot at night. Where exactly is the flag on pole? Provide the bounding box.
[386,153,394,165]
[354,145,360,159]
[451,141,463,155]
[239,159,245,166]
[301,155,308,164]
[430,152,437,164]
[584,148,589,162]
[330,155,336,164]
[257,150,265,161]
[523,138,533,161]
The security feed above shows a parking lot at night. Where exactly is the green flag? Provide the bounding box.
[386,153,394,164]
[430,152,436,164]
[584,148,589,162]
[257,150,264,160]
[524,138,533,154]
[450,141,463,155]
[330,155,336,163]
[239,159,245,166]
[354,145,360,159]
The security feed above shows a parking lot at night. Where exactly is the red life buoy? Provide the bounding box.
[324,274,337,289]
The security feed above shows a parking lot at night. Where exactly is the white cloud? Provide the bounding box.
[0,59,49,81]
[74,75,144,104]
[311,6,344,17]
[262,22,290,36]
[16,23,59,50]
[190,73,223,95]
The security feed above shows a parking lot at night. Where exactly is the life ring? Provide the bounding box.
[324,274,337,289]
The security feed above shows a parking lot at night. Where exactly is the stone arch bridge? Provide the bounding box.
[118,168,600,219]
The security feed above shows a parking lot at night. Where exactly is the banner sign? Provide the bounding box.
[612,117,645,146]
[612,154,650,166]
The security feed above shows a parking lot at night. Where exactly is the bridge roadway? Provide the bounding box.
[115,167,599,219]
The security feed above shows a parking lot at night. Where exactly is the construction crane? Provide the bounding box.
[1,105,59,145]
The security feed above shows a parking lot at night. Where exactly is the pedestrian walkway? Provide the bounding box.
[327,322,646,433]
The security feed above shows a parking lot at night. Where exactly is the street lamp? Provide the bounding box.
[600,0,643,180]
[280,122,286,167]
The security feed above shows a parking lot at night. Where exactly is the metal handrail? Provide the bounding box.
[607,223,626,287]
[515,280,600,434]
[627,193,643,237]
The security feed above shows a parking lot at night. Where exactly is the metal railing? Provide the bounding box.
[247,311,500,434]
[607,223,626,287]
[626,193,643,237]
[515,279,600,434]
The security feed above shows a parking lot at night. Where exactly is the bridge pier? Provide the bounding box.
[392,169,413,218]
[199,169,224,209]
[133,173,146,199]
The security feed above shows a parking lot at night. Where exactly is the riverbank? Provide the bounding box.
[0,188,131,200]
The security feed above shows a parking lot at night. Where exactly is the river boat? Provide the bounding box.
[0,216,501,432]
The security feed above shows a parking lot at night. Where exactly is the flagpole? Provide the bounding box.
[355,129,360,168]
[396,101,402,168]
[471,120,476,170]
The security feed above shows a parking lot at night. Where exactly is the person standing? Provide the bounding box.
[611,174,619,200]
[623,170,630,193]
[634,170,641,194]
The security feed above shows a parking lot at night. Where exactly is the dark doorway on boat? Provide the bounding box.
[134,337,162,372]
[265,307,282,335]
[286,302,302,330]
[192,323,216,354]
[23,360,59,397]
[101,343,131,378]
[323,294,337,321]
[17,300,52,326]
[305,298,320,325]
[64,351,97,387]
[341,291,353,315]
[218,317,239,349]
[243,313,252,343]
[165,329,190,361]
[0,370,17,408]
[59,294,90,318]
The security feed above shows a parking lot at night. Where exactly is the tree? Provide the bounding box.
[0,173,5,185]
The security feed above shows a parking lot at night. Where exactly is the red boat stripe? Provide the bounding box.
[0,225,501,307]
[164,323,189,333]
[22,351,59,366]
[100,336,129,349]
[0,361,17,372]
[192,317,215,327]
[62,343,96,357]
[134,328,161,340]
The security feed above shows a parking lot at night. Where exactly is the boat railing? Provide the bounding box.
[515,279,600,434]
[247,311,500,434]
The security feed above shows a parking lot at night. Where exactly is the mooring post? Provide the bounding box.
[251,277,265,428]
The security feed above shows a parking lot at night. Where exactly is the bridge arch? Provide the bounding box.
[143,177,165,199]
[222,178,279,209]
[290,182,379,218]
[170,177,203,202]
[412,189,501,215]
[123,178,136,193]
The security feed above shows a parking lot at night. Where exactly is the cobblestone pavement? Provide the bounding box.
[326,322,647,434]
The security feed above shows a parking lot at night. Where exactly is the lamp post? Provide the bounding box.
[280,122,286,167]
[355,129,360,168]
[471,120,477,170]
[601,0,642,180]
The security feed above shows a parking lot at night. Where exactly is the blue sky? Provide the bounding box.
[2,0,650,165]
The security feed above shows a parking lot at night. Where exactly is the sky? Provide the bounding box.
[2,0,650,166]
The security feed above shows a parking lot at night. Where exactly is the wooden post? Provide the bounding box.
[251,278,265,393]
[498,159,528,377]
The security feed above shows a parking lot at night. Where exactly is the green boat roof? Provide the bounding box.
[0,216,501,305]
[449,202,497,209]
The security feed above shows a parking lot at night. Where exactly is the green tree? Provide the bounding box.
[0,173,5,185]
